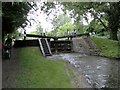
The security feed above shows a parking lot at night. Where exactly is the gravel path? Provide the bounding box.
[2,48,19,88]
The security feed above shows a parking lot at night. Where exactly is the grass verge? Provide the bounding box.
[16,47,72,88]
[91,37,120,59]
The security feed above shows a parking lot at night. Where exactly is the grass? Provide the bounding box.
[91,36,120,59]
[16,47,72,88]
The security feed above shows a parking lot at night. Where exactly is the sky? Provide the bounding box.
[18,2,94,34]
[18,2,64,33]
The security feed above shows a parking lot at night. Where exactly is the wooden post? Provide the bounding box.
[24,30,26,40]
[54,37,58,54]
[70,36,73,40]
[43,33,46,36]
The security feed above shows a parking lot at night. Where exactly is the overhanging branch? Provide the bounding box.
[90,11,109,30]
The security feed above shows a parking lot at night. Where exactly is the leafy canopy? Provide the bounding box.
[2,2,34,38]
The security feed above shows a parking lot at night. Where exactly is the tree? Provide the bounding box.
[36,24,43,34]
[62,2,120,40]
[107,2,120,40]
[56,23,75,36]
[2,2,34,40]
[52,13,72,36]
[74,23,86,34]
[52,14,71,29]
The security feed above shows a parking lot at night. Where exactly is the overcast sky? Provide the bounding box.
[18,2,93,34]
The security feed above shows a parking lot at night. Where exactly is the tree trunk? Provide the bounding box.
[109,29,118,40]
[108,2,119,41]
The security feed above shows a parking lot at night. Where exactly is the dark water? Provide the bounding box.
[59,53,119,88]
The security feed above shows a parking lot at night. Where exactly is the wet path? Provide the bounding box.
[2,48,19,88]
[48,53,119,88]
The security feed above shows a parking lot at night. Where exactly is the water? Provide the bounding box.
[59,53,119,88]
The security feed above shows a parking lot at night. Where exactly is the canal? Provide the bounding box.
[50,53,119,88]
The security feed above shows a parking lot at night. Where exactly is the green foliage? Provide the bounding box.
[16,47,72,88]
[62,2,120,40]
[87,19,104,34]
[35,24,43,34]
[107,2,120,40]
[30,31,37,35]
[74,23,88,34]
[46,30,55,36]
[11,29,19,38]
[56,23,74,36]
[91,37,119,58]
[2,2,33,38]
[48,22,88,37]
[52,14,72,30]
[50,13,73,36]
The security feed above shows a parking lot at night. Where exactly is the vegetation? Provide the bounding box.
[91,36,119,59]
[47,14,87,36]
[35,24,43,34]
[52,14,71,29]
[50,14,73,36]
[48,22,75,36]
[39,2,120,40]
[3,2,120,41]
[56,23,74,36]
[16,47,72,88]
[2,1,119,57]
[2,2,35,40]
[2,1,120,88]
[62,2,120,40]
